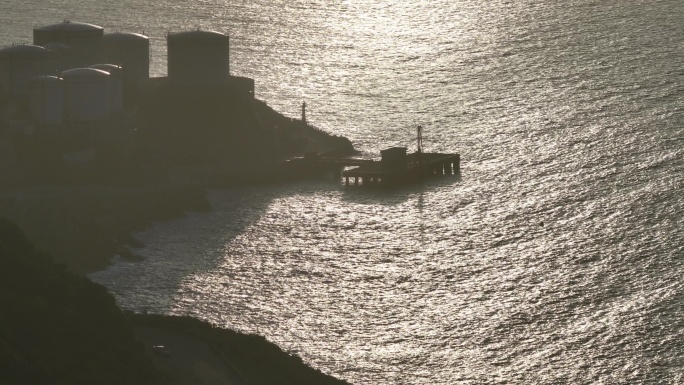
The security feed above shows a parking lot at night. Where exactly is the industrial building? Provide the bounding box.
[2,22,258,123]
[2,21,261,145]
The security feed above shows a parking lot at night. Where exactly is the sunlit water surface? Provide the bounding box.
[4,1,683,383]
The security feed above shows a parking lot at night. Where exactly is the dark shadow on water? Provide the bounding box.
[92,179,350,312]
[340,186,412,206]
[90,185,282,313]
[340,173,462,206]
[93,173,463,313]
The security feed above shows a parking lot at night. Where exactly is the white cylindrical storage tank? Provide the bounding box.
[0,45,51,95]
[42,42,74,74]
[33,21,104,68]
[62,68,110,122]
[167,30,230,86]
[28,75,65,126]
[89,64,123,113]
[103,32,149,86]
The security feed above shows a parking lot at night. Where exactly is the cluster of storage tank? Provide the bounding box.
[1,21,239,126]
[0,21,150,125]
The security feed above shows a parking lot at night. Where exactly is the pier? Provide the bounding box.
[342,148,460,188]
[277,148,459,187]
[277,124,460,188]
[275,152,372,180]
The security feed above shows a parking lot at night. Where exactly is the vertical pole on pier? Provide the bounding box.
[345,176,349,186]
[301,101,307,124]
[355,177,359,186]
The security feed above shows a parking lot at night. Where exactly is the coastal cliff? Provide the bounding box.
[0,218,161,385]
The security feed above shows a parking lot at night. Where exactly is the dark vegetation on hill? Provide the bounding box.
[0,219,352,385]
[131,314,352,385]
[138,86,355,174]
[0,218,161,385]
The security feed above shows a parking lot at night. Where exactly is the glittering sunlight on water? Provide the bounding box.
[17,0,676,383]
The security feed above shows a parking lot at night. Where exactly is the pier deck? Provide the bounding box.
[342,152,460,187]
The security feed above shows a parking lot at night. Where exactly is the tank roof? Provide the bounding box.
[168,30,228,41]
[62,67,110,78]
[89,63,122,72]
[103,32,149,41]
[0,44,49,55]
[35,21,104,32]
[41,42,72,51]
[31,75,64,83]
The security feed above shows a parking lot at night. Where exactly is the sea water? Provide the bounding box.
[4,1,683,383]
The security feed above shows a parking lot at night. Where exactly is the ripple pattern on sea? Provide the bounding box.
[51,0,684,383]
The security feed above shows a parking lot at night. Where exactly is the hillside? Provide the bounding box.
[0,218,161,385]
[0,218,352,385]
[137,84,355,177]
